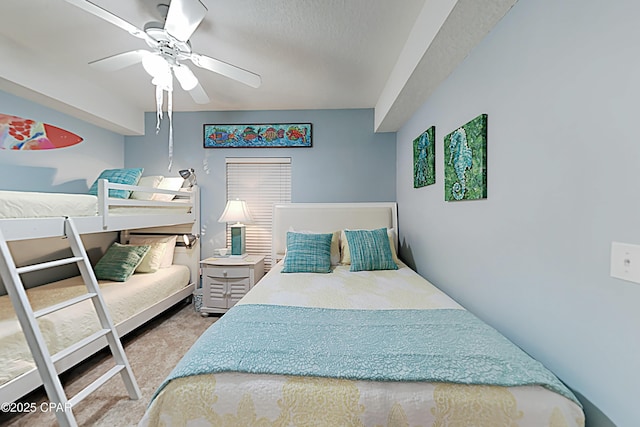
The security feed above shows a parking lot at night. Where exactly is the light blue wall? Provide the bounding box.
[0,89,124,294]
[125,108,396,258]
[0,90,125,192]
[396,0,638,426]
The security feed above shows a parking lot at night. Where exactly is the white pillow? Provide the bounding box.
[128,235,177,267]
[134,242,168,273]
[152,177,185,202]
[130,175,163,200]
[340,228,400,265]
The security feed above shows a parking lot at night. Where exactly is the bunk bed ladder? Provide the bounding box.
[0,217,141,427]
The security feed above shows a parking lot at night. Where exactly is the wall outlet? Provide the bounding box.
[610,242,640,284]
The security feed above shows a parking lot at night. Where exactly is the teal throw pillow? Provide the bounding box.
[282,231,333,273]
[344,228,398,272]
[88,168,144,199]
[95,242,150,282]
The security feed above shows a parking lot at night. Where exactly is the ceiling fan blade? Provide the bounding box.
[189,53,262,88]
[64,0,156,46]
[89,50,149,72]
[187,81,210,104]
[164,0,207,42]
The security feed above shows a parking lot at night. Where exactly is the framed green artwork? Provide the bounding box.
[413,126,435,188]
[444,114,487,201]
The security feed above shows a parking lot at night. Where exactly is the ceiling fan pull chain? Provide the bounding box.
[167,89,174,171]
[155,84,163,134]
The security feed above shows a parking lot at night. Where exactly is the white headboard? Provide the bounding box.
[272,202,398,262]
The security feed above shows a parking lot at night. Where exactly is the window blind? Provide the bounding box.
[225,158,291,270]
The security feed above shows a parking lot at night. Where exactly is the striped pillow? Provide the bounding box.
[95,242,150,282]
[340,228,400,265]
[344,228,398,272]
[282,231,333,273]
[88,168,144,199]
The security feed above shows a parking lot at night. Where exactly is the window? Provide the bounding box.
[225,158,291,270]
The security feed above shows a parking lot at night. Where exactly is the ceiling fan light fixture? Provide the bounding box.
[142,53,170,78]
[66,0,261,171]
[151,71,173,91]
[173,64,198,91]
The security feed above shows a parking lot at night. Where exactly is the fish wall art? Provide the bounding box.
[444,114,487,201]
[0,113,83,150]
[203,123,312,148]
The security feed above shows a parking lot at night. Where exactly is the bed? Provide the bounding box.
[0,189,191,219]
[0,175,201,405]
[0,265,192,403]
[0,178,198,240]
[140,203,585,427]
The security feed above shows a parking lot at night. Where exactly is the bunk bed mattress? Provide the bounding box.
[0,265,190,386]
[0,190,97,218]
[141,263,585,427]
[0,190,192,219]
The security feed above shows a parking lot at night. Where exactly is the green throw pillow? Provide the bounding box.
[282,231,333,273]
[344,228,398,272]
[95,242,150,282]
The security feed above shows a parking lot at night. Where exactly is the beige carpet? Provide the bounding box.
[0,302,217,426]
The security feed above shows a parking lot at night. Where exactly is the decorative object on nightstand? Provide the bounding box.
[199,255,265,315]
[218,199,253,258]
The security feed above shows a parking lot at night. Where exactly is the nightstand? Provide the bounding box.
[199,255,265,315]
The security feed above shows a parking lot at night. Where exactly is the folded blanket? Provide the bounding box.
[153,304,579,406]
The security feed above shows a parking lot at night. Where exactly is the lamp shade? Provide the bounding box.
[173,64,198,91]
[142,53,169,78]
[218,199,253,224]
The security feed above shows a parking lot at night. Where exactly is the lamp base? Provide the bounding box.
[230,224,246,257]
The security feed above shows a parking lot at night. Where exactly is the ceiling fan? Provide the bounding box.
[65,0,262,105]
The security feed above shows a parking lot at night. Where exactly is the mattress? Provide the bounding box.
[0,190,191,219]
[0,190,97,218]
[238,261,463,309]
[0,265,190,386]
[140,263,585,427]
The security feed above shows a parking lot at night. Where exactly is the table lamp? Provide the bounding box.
[218,199,253,257]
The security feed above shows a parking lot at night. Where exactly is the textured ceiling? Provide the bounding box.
[0,0,517,135]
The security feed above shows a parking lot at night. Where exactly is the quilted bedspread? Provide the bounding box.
[141,263,585,427]
[153,304,579,406]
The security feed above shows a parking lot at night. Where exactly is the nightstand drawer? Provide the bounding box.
[203,266,250,279]
[204,276,249,287]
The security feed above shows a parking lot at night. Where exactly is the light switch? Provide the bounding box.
[610,242,640,284]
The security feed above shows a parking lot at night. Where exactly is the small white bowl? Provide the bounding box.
[217,248,228,256]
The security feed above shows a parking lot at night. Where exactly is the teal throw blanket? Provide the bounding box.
[153,304,579,405]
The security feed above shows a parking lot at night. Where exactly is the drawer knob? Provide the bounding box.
[223,270,227,276]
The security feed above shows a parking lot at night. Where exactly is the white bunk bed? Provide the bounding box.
[0,180,201,425]
[0,179,198,241]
